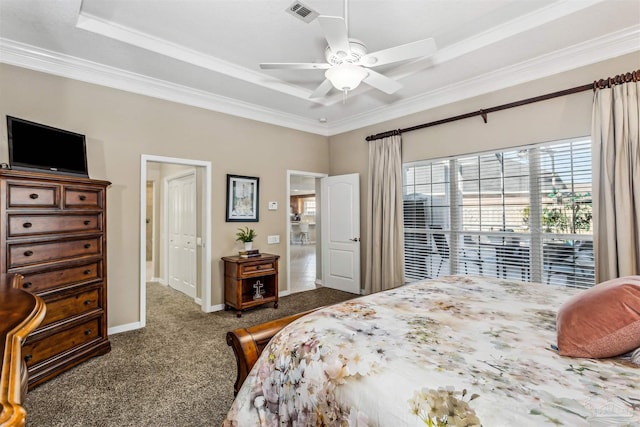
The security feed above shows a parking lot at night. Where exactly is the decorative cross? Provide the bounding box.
[253,280,264,299]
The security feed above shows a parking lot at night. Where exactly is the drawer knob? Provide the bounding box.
[29,193,39,199]
[24,250,34,257]
[79,195,87,201]
[84,220,91,225]
[84,243,91,249]
[24,354,32,362]
[84,299,92,305]
[23,282,33,289]
[84,269,92,275]
[84,329,92,336]
[23,222,33,228]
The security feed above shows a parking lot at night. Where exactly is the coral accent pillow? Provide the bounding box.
[556,276,640,358]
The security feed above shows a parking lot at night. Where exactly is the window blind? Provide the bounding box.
[403,137,594,287]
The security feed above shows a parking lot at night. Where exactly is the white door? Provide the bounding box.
[168,172,197,298]
[321,173,360,294]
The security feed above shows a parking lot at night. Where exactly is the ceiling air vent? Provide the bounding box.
[285,1,320,23]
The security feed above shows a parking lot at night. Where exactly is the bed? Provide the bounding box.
[223,275,639,426]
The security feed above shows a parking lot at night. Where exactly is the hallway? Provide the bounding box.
[290,243,317,292]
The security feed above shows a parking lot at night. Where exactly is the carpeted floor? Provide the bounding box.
[23,282,356,426]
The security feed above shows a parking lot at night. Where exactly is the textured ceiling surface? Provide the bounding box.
[0,0,638,135]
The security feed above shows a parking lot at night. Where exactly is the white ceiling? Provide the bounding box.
[0,0,638,136]
[290,175,317,195]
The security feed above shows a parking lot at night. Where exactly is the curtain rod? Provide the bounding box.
[365,69,640,142]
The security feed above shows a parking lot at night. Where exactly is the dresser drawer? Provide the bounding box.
[23,317,102,368]
[8,213,102,237]
[8,183,60,208]
[40,287,101,327]
[8,236,102,268]
[240,261,276,276]
[63,187,103,209]
[18,261,102,292]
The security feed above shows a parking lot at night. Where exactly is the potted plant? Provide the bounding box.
[236,226,257,250]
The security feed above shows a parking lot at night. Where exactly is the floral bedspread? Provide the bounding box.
[223,275,639,426]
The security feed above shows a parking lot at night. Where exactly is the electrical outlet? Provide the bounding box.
[268,201,278,210]
[267,235,280,244]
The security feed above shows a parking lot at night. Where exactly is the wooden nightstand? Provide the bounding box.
[222,253,279,317]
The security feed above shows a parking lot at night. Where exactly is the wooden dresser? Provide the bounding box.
[0,273,46,427]
[0,170,111,389]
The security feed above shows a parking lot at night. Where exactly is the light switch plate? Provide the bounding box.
[268,201,278,210]
[267,235,280,244]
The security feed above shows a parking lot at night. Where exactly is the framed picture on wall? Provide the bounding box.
[226,174,259,222]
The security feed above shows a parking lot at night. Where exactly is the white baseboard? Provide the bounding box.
[209,303,225,312]
[108,322,143,335]
[107,304,217,333]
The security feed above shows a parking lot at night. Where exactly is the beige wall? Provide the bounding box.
[1,52,637,327]
[0,64,330,328]
[328,52,640,285]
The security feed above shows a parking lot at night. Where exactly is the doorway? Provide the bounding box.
[287,170,327,294]
[140,155,213,328]
[145,181,155,280]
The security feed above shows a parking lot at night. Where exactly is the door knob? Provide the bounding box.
[349,237,360,242]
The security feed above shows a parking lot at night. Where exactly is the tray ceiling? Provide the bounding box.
[0,0,638,135]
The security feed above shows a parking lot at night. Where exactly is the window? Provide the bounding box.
[303,199,316,215]
[403,137,594,287]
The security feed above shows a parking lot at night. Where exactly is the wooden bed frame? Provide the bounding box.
[226,308,320,395]
[1,274,46,427]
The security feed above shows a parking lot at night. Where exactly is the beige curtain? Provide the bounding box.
[592,80,640,282]
[364,134,404,294]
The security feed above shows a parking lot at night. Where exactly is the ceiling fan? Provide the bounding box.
[260,1,437,99]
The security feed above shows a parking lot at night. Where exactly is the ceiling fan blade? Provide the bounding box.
[359,38,437,67]
[363,69,402,95]
[317,15,351,55]
[309,79,334,98]
[260,62,331,70]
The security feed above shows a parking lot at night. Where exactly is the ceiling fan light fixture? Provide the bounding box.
[325,63,368,92]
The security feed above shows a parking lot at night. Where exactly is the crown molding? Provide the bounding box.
[76,12,329,105]
[328,25,640,135]
[76,1,607,109]
[1,24,638,137]
[0,38,330,136]
[320,0,608,107]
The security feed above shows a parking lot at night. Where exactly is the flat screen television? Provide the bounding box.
[7,116,89,177]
